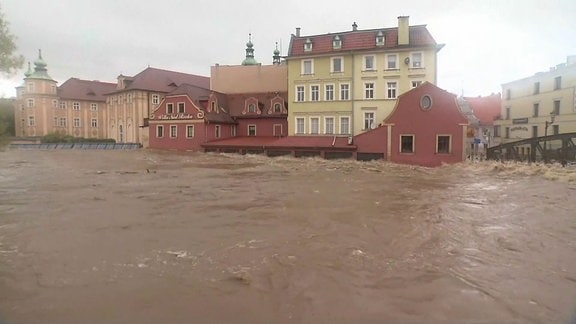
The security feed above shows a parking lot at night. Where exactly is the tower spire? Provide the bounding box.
[241,33,258,66]
[273,42,281,65]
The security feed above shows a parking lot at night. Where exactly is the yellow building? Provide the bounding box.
[495,55,576,145]
[285,17,443,136]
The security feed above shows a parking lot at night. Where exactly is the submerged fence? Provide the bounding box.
[9,143,142,150]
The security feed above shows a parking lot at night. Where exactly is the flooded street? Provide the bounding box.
[1,149,575,323]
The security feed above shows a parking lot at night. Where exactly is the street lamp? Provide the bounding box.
[544,111,556,162]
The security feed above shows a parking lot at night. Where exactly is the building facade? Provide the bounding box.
[285,16,443,137]
[495,55,576,145]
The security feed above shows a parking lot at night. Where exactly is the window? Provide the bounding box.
[532,125,538,138]
[412,81,422,88]
[554,76,562,90]
[376,31,385,46]
[215,125,221,138]
[91,118,98,128]
[296,86,305,102]
[533,82,540,94]
[27,82,34,92]
[364,55,375,70]
[340,84,350,100]
[437,135,451,154]
[186,125,195,138]
[167,103,174,114]
[411,52,423,68]
[325,117,334,134]
[505,107,511,119]
[364,83,375,99]
[304,38,312,51]
[420,95,432,111]
[73,102,80,110]
[340,117,350,134]
[52,100,58,108]
[118,95,123,104]
[210,101,216,112]
[553,124,559,135]
[73,118,81,128]
[302,59,313,75]
[28,116,35,126]
[127,94,133,103]
[310,117,319,134]
[248,125,256,136]
[331,57,343,73]
[156,125,164,138]
[59,118,67,127]
[494,125,501,137]
[332,35,342,49]
[311,85,320,101]
[296,117,305,134]
[325,84,334,101]
[170,125,177,138]
[505,127,510,139]
[533,103,539,117]
[400,135,414,153]
[387,54,397,69]
[363,112,375,130]
[506,89,511,100]
[53,117,58,126]
[274,103,282,113]
[152,94,160,105]
[178,102,185,113]
[553,100,560,115]
[60,102,66,109]
[387,82,397,99]
[91,103,98,111]
[231,125,237,137]
[27,99,34,107]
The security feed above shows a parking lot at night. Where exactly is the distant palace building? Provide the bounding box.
[494,55,576,145]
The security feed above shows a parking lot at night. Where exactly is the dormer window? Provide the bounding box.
[332,35,342,49]
[304,38,313,52]
[248,103,256,113]
[274,103,282,113]
[376,31,385,46]
[210,101,216,112]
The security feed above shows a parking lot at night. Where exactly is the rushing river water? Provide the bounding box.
[0,149,575,323]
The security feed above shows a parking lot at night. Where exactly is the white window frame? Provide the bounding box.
[340,116,350,135]
[91,103,98,111]
[59,117,67,127]
[52,100,58,108]
[411,80,423,88]
[310,85,320,101]
[340,83,350,100]
[28,116,35,126]
[324,116,334,135]
[400,134,415,153]
[156,125,164,138]
[364,83,375,99]
[295,117,305,134]
[59,102,66,109]
[248,103,256,113]
[152,94,160,105]
[91,118,98,128]
[309,116,320,134]
[301,59,314,75]
[325,84,335,101]
[73,102,80,110]
[248,124,257,136]
[387,82,398,99]
[178,102,185,113]
[411,52,423,68]
[73,118,81,128]
[304,38,313,52]
[436,134,452,154]
[386,54,397,70]
[53,117,58,127]
[273,102,282,113]
[296,85,305,102]
[27,99,34,107]
[215,125,221,138]
[166,103,174,114]
[363,55,376,71]
[186,125,195,138]
[363,111,375,130]
[170,125,177,138]
[331,56,343,73]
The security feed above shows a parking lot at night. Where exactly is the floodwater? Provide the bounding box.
[0,149,575,323]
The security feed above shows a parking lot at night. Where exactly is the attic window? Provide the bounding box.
[420,95,432,111]
[274,103,282,113]
[210,101,216,112]
[304,38,313,52]
[248,103,256,113]
[332,35,342,49]
[376,31,385,46]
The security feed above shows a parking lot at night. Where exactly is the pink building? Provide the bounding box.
[355,82,469,166]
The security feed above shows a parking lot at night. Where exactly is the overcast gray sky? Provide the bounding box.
[1,0,575,98]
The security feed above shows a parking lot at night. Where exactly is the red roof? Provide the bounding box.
[288,25,438,57]
[110,67,209,94]
[58,78,116,102]
[465,94,501,126]
[203,136,355,150]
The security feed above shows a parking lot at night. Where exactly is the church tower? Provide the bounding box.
[241,34,259,66]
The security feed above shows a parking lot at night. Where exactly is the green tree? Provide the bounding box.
[0,4,24,75]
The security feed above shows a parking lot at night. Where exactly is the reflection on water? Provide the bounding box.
[0,150,575,323]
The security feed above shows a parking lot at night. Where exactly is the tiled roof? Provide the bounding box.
[58,78,116,102]
[112,67,210,94]
[465,94,501,125]
[225,92,288,117]
[165,83,234,123]
[288,25,437,57]
[203,136,355,150]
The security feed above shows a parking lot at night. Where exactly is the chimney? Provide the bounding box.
[352,22,358,31]
[398,16,409,45]
[296,27,301,37]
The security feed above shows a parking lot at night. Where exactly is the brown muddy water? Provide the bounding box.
[0,149,575,323]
